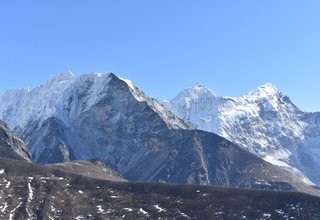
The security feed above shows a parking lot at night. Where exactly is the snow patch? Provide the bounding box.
[97,205,105,214]
[5,181,10,188]
[26,179,35,220]
[139,208,149,216]
[28,182,34,202]
[178,210,191,219]
[154,204,166,212]
[263,213,271,218]
[0,203,8,213]
[110,195,120,199]
[215,212,224,215]
[275,209,284,215]
[9,201,23,220]
[119,77,145,102]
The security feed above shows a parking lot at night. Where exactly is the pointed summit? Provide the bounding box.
[192,83,207,89]
[175,83,216,100]
[47,71,74,84]
[247,83,280,97]
[257,83,279,92]
[174,83,216,101]
[108,72,118,79]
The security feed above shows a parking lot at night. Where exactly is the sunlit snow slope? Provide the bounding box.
[162,83,320,186]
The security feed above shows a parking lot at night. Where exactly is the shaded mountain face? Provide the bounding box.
[0,157,319,220]
[0,120,31,161]
[162,83,320,186]
[46,159,126,182]
[0,73,318,195]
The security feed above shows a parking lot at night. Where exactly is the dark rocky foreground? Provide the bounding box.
[0,157,319,220]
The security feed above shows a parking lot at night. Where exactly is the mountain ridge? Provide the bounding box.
[162,82,320,186]
[0,120,31,161]
[1,73,318,195]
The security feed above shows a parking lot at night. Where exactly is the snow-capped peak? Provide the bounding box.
[174,83,216,101]
[47,71,74,83]
[192,83,208,89]
[164,81,320,186]
[0,72,190,131]
[247,83,280,97]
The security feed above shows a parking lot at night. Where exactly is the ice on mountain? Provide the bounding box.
[47,71,74,83]
[164,82,320,185]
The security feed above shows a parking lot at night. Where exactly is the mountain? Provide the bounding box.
[0,72,191,164]
[0,73,319,195]
[0,156,320,220]
[0,120,31,161]
[0,109,319,219]
[162,83,320,186]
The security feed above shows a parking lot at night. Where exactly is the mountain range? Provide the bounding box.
[0,120,319,219]
[162,83,320,186]
[0,72,318,194]
[0,72,320,218]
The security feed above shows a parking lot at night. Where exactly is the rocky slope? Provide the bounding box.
[0,120,31,161]
[47,159,126,182]
[0,73,318,195]
[0,157,320,220]
[162,83,320,186]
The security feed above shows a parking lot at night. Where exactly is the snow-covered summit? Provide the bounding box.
[47,71,74,83]
[0,72,189,131]
[246,83,280,98]
[0,72,107,129]
[173,83,216,101]
[163,82,320,186]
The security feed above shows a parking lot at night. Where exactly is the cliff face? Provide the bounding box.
[0,120,31,161]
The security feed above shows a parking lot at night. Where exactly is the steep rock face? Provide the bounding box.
[0,73,318,194]
[0,120,31,161]
[162,83,320,185]
[16,117,71,163]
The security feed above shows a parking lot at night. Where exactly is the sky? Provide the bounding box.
[0,1,320,112]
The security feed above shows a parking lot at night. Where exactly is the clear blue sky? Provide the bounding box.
[0,1,319,111]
